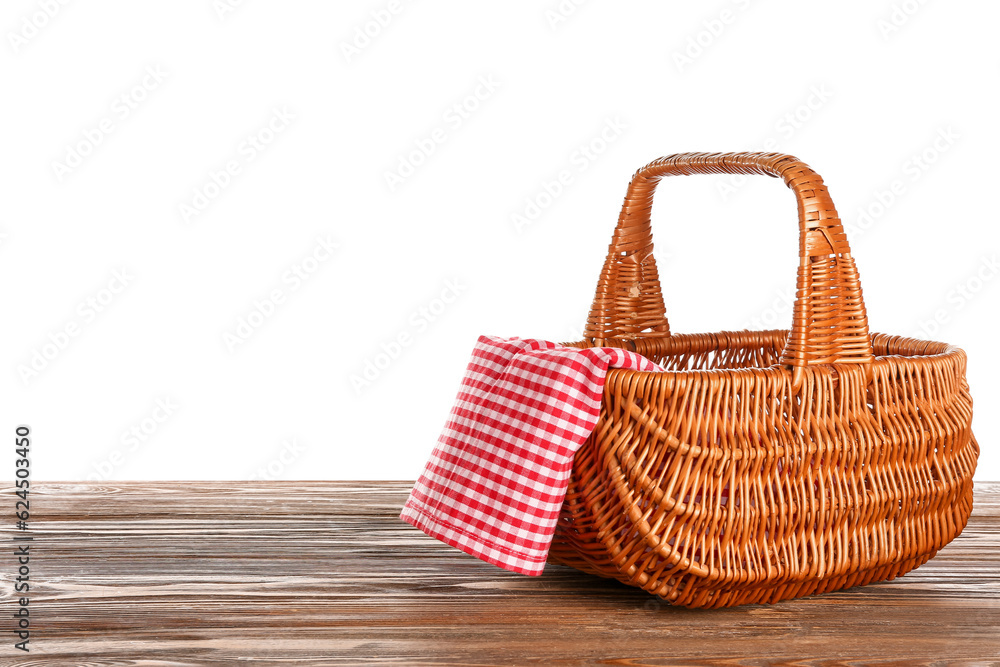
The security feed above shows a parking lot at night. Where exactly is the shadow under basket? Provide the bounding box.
[546,153,979,609]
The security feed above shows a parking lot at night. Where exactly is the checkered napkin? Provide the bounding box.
[399,335,665,576]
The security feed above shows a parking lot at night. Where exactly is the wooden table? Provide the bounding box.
[3,481,998,665]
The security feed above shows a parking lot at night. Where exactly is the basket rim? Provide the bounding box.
[559,329,966,378]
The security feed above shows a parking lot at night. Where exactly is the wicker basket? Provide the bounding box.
[547,152,979,608]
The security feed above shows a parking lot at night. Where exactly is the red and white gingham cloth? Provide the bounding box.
[400,335,665,576]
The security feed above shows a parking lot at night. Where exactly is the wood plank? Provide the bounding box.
[1,481,998,665]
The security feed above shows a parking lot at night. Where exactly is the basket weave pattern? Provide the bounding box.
[548,153,979,608]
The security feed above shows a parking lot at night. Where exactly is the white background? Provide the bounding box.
[3,0,997,481]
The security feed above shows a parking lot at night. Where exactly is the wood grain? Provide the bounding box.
[1,481,998,666]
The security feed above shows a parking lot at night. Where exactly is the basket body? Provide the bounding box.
[548,330,978,608]
[547,152,978,607]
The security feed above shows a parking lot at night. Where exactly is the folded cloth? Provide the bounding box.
[400,335,665,575]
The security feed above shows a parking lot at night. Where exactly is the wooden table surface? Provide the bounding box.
[2,481,998,666]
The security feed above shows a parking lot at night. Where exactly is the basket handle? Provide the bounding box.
[583,152,874,385]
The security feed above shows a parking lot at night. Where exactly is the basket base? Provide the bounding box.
[547,546,937,609]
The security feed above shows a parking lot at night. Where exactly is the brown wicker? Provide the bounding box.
[548,152,979,608]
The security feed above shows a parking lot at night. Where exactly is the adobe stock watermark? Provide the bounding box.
[16,268,134,386]
[383,75,500,192]
[178,106,295,223]
[7,0,71,54]
[877,0,930,40]
[224,234,339,352]
[340,0,415,63]
[85,397,179,481]
[350,278,467,395]
[545,0,589,30]
[51,65,168,183]
[557,318,590,344]
[911,254,998,340]
[213,0,249,20]
[716,84,834,202]
[671,0,754,73]
[248,438,306,480]
[511,116,628,233]
[740,285,796,331]
[845,126,958,240]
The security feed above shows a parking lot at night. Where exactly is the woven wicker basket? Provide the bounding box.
[548,152,979,608]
